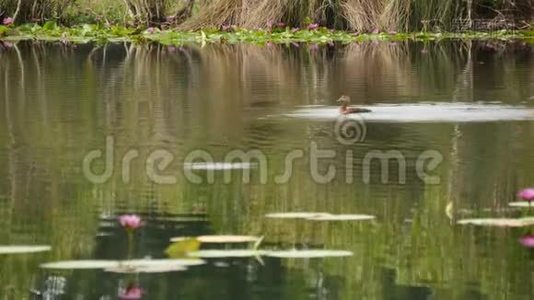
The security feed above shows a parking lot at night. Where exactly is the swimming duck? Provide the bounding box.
[337,95,371,114]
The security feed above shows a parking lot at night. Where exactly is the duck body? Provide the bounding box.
[339,106,372,114]
[336,95,371,114]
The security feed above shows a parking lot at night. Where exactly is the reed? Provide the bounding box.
[0,0,75,23]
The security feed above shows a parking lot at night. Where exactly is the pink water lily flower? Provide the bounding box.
[519,235,534,248]
[119,214,142,230]
[518,188,534,201]
[2,17,14,25]
[119,286,143,300]
[307,23,319,30]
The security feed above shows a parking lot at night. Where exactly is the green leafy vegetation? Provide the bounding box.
[0,22,533,44]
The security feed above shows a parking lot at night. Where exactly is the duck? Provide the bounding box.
[337,95,371,114]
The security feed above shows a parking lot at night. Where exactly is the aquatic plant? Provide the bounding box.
[457,217,534,227]
[519,235,534,248]
[40,258,206,270]
[517,188,534,202]
[119,284,143,300]
[170,235,261,243]
[119,214,142,258]
[119,214,142,231]
[0,22,532,44]
[0,245,51,254]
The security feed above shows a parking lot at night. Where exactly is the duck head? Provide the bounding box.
[336,95,351,107]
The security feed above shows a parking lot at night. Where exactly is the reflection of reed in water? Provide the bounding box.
[0,41,534,299]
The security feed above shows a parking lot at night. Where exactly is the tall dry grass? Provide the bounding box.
[0,0,531,29]
[182,0,531,31]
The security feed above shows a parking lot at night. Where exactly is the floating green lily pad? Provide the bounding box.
[508,202,533,208]
[308,214,376,221]
[194,235,260,243]
[124,259,205,267]
[0,245,51,255]
[105,265,188,273]
[41,258,205,270]
[457,217,534,227]
[265,212,331,219]
[264,249,353,258]
[41,260,120,269]
[187,249,266,258]
[155,217,206,222]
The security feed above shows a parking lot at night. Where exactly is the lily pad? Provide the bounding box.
[187,249,266,258]
[184,162,255,170]
[194,235,260,243]
[508,202,533,208]
[155,216,206,222]
[456,217,534,227]
[124,259,205,267]
[265,212,331,219]
[41,258,205,270]
[105,265,188,273]
[165,238,201,258]
[307,214,376,221]
[264,249,353,258]
[41,260,120,269]
[0,245,51,255]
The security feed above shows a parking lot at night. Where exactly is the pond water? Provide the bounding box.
[0,40,533,299]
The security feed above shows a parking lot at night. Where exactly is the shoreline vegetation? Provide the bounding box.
[0,0,532,44]
[0,23,533,45]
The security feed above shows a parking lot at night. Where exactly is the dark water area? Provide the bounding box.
[0,40,534,299]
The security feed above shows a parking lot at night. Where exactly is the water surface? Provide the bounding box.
[1,41,534,299]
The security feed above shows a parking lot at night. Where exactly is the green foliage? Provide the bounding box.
[0,25,8,37]
[165,238,201,258]
[1,23,532,44]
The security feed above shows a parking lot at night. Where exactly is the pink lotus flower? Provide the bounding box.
[119,214,142,230]
[2,17,14,25]
[146,27,156,34]
[519,235,534,248]
[119,287,143,300]
[307,23,319,30]
[518,188,534,201]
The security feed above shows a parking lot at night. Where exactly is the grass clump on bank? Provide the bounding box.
[0,0,532,32]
